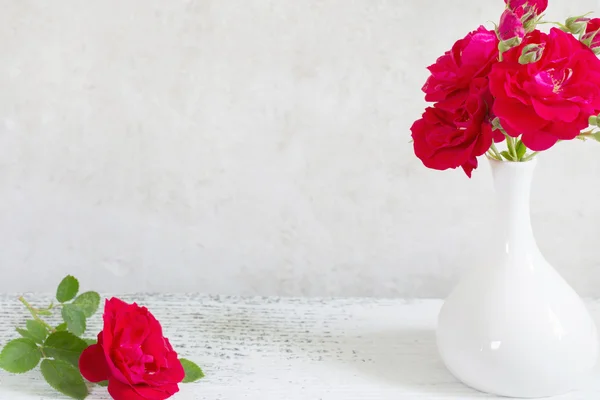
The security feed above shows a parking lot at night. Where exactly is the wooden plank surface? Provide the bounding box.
[1,294,599,399]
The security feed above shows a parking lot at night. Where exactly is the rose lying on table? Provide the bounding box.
[0,276,203,400]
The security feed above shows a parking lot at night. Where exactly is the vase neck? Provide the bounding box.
[490,159,538,261]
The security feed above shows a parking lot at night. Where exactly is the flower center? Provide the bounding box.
[535,68,573,93]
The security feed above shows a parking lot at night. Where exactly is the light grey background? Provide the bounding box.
[1,0,599,296]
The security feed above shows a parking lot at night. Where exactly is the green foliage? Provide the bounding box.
[61,305,86,337]
[16,327,41,343]
[56,276,80,303]
[40,359,88,400]
[0,338,42,374]
[181,358,205,383]
[26,320,49,344]
[500,150,514,161]
[72,292,101,318]
[44,332,89,367]
[516,141,527,160]
[0,275,103,398]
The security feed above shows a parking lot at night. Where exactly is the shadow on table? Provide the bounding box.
[321,328,486,396]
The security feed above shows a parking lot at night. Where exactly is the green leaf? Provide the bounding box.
[43,332,89,367]
[180,358,204,383]
[72,292,101,318]
[26,320,49,343]
[16,327,40,343]
[97,381,108,387]
[83,338,96,346]
[56,275,79,303]
[593,131,600,142]
[40,359,88,400]
[56,323,68,331]
[61,305,86,337]
[500,150,515,161]
[0,338,42,373]
[516,141,527,160]
[37,309,53,316]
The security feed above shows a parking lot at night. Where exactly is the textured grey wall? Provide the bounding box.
[1,0,599,296]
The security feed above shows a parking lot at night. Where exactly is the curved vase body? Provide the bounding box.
[437,158,598,398]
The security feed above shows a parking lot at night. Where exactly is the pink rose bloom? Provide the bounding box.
[422,26,499,111]
[489,28,600,151]
[498,9,525,41]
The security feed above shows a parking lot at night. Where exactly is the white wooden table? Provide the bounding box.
[1,294,599,399]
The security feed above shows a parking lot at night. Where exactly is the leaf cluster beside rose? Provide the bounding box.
[411,0,600,177]
[0,276,203,400]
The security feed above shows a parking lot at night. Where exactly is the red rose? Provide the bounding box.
[79,298,185,400]
[489,28,600,150]
[422,26,499,111]
[412,78,494,177]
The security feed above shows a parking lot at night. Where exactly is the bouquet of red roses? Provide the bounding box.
[411,0,600,177]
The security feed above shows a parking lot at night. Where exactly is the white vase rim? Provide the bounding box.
[487,157,538,168]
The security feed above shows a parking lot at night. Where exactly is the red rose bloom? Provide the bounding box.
[422,26,499,111]
[79,298,185,400]
[489,28,600,150]
[412,78,494,177]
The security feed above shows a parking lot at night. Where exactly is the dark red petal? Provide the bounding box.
[461,157,478,178]
[531,98,579,122]
[108,379,147,400]
[499,118,521,138]
[520,130,559,151]
[79,344,110,383]
[145,352,185,385]
[472,123,493,156]
[134,383,180,400]
[493,98,546,133]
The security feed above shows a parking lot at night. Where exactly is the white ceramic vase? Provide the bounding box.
[436,158,598,398]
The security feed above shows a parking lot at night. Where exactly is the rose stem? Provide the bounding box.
[19,296,56,333]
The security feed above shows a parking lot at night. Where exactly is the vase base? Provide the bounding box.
[441,355,588,399]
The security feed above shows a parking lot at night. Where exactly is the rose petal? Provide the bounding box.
[520,130,559,151]
[145,351,185,385]
[461,157,478,178]
[499,118,521,138]
[531,98,580,122]
[493,98,547,133]
[134,383,180,400]
[79,344,110,383]
[108,379,148,400]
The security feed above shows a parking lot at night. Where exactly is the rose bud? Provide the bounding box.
[565,16,591,35]
[505,0,548,16]
[498,9,526,42]
[518,43,545,64]
[582,18,600,54]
